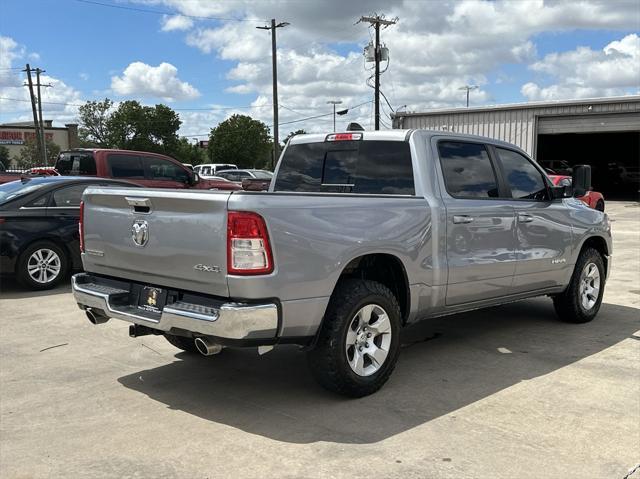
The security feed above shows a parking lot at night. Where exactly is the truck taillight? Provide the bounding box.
[227,211,273,275]
[79,200,85,253]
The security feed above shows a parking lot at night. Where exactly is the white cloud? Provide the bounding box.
[0,36,84,126]
[150,0,639,136]
[111,62,200,101]
[522,34,640,101]
[161,14,193,31]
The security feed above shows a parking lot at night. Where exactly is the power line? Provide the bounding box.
[72,0,263,23]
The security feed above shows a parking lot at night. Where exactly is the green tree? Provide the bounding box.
[0,145,10,169]
[15,138,61,169]
[172,137,206,165]
[78,98,113,147]
[107,101,181,154]
[208,114,271,169]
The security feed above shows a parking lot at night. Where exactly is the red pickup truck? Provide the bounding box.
[54,149,241,190]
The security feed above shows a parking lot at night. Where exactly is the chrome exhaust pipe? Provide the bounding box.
[86,308,109,325]
[194,337,223,356]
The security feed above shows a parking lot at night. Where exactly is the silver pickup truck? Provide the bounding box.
[72,130,611,397]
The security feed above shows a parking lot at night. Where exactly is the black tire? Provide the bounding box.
[16,241,69,290]
[553,247,605,323]
[307,279,401,397]
[164,334,199,354]
[595,200,605,212]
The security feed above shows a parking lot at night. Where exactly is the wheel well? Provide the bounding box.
[338,254,410,323]
[580,236,608,270]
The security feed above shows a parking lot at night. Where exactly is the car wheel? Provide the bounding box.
[553,247,605,323]
[163,334,199,353]
[16,241,69,290]
[595,200,605,212]
[307,279,401,397]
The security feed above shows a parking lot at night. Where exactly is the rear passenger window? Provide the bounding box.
[496,148,549,201]
[438,141,499,199]
[108,154,144,179]
[51,184,87,207]
[274,141,414,195]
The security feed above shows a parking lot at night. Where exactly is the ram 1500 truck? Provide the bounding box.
[72,130,611,397]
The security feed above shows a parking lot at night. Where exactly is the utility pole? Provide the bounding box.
[327,100,343,131]
[257,19,289,168]
[35,68,51,165]
[358,14,397,130]
[458,85,478,107]
[23,64,43,165]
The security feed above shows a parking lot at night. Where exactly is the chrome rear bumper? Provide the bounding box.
[71,273,278,340]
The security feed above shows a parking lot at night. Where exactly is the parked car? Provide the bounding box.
[548,174,605,211]
[54,150,241,191]
[217,169,273,191]
[73,130,611,397]
[0,176,138,289]
[0,165,59,185]
[194,163,238,177]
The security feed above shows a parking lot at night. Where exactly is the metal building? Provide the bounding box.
[393,96,640,199]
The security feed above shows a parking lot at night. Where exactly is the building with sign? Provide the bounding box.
[0,121,79,166]
[392,96,640,199]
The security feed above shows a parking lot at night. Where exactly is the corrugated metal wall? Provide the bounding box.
[393,98,640,157]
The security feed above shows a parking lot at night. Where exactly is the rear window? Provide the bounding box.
[55,152,97,176]
[274,141,415,195]
[108,154,145,179]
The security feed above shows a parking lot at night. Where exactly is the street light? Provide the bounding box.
[458,85,478,107]
[327,100,343,131]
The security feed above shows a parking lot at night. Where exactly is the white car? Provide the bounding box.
[194,163,238,177]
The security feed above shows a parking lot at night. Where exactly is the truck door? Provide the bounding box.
[492,147,573,292]
[436,140,517,305]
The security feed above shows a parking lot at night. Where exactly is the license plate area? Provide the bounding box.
[137,286,167,314]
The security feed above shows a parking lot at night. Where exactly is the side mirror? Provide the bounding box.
[187,172,199,186]
[572,165,591,197]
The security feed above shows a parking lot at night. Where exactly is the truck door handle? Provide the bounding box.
[518,214,534,223]
[453,215,474,224]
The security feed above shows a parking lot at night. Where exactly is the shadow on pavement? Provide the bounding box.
[0,276,71,299]
[118,298,639,444]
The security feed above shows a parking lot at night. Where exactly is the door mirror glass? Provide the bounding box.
[572,165,591,197]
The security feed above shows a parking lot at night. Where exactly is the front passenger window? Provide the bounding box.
[496,148,548,201]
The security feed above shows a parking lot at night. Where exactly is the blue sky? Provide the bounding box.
[0,0,638,137]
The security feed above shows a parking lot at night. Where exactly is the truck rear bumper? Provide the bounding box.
[71,273,278,340]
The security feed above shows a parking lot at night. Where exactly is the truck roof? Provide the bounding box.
[289,129,528,153]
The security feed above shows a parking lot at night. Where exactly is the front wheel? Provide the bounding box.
[307,279,401,397]
[553,247,605,323]
[595,200,605,212]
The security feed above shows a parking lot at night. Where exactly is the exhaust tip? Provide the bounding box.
[194,337,222,356]
[86,308,109,325]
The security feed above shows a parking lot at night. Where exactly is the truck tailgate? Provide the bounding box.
[81,187,231,296]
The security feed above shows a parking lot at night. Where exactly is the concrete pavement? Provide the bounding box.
[1,201,638,479]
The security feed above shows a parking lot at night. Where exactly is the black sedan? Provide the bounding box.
[0,176,136,290]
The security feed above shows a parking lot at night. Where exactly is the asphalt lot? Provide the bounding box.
[1,201,638,479]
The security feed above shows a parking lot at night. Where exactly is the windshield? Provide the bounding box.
[55,152,97,175]
[251,170,273,179]
[0,180,47,205]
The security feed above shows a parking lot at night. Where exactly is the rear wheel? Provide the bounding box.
[553,247,605,323]
[16,241,69,290]
[164,334,199,354]
[307,279,401,397]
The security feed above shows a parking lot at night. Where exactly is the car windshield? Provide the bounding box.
[0,179,47,205]
[251,170,273,179]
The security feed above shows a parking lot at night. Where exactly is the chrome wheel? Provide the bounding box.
[579,262,600,310]
[345,304,392,377]
[27,248,61,284]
